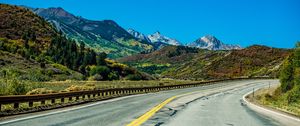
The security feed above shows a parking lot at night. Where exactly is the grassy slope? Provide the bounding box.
[254,44,300,117]
[119,45,291,80]
[0,4,84,81]
[0,50,83,81]
[253,87,300,117]
[0,4,56,50]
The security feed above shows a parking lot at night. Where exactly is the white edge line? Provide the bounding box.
[0,94,147,125]
[242,89,300,122]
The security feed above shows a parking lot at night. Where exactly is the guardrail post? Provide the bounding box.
[93,94,96,98]
[69,97,72,101]
[14,103,19,109]
[61,98,64,103]
[87,94,91,99]
[83,95,86,99]
[76,96,79,101]
[41,100,45,105]
[29,101,33,107]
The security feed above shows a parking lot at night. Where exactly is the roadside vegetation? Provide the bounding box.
[254,42,300,117]
[119,45,290,80]
[0,78,200,96]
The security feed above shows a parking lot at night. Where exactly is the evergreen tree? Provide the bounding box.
[97,52,107,65]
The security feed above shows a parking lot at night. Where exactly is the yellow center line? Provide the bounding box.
[126,90,206,126]
[126,96,177,126]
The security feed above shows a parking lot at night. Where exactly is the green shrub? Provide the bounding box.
[0,79,28,95]
[280,56,294,92]
[51,63,70,75]
[108,71,119,80]
[19,70,50,81]
[125,74,142,80]
[88,74,103,81]
[89,65,110,78]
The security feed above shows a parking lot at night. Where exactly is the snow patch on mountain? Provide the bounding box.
[187,35,242,50]
[148,31,181,46]
[127,28,151,42]
[127,29,181,46]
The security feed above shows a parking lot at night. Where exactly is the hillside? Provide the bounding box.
[0,4,154,82]
[254,42,300,116]
[0,50,83,81]
[0,4,56,51]
[29,7,154,58]
[119,45,291,80]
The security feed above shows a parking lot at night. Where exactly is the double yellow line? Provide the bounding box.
[126,96,177,126]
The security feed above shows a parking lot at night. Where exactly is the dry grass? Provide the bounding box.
[39,80,201,92]
[252,86,300,117]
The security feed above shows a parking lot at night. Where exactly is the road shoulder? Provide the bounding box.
[243,89,300,126]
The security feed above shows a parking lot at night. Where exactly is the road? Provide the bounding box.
[0,80,283,126]
[148,80,283,126]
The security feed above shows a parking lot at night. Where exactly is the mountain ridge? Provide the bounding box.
[119,45,290,80]
[127,28,181,49]
[27,7,154,58]
[0,4,154,82]
[187,35,242,50]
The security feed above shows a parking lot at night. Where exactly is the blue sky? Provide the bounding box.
[1,0,299,48]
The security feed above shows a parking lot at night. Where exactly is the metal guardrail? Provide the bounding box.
[0,77,273,111]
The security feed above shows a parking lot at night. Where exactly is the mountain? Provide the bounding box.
[127,28,151,42]
[127,29,182,49]
[0,4,154,82]
[148,31,182,46]
[0,4,83,81]
[187,35,242,50]
[29,7,154,58]
[119,45,291,80]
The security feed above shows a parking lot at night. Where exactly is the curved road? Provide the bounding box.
[159,81,282,126]
[0,80,282,126]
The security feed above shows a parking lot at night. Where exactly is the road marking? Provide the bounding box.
[126,96,177,126]
[126,85,232,126]
[243,89,300,122]
[126,82,263,126]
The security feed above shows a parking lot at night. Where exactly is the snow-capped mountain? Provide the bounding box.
[127,29,181,46]
[27,7,155,58]
[148,31,181,46]
[187,35,242,50]
[127,29,151,42]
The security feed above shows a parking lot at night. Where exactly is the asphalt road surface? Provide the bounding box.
[159,81,283,126]
[0,80,282,126]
